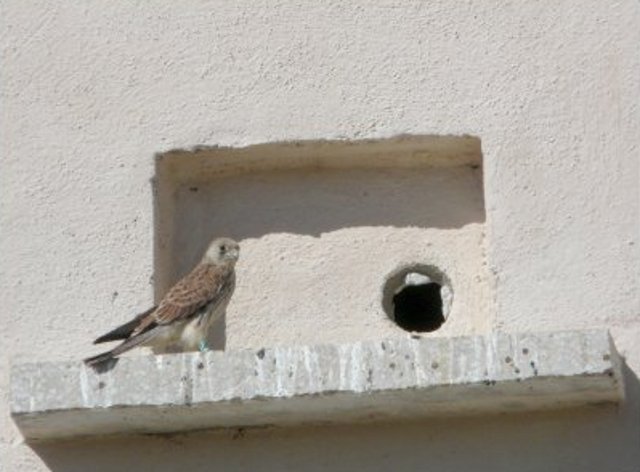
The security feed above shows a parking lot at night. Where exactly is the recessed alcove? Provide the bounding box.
[153,135,491,350]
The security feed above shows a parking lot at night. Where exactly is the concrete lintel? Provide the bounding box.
[11,329,623,441]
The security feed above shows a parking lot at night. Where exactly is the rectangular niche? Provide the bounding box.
[153,135,490,351]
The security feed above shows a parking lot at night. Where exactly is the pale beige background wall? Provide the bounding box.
[1,1,639,471]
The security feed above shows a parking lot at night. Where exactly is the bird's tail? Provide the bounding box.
[84,350,116,367]
[84,328,159,367]
[93,306,157,344]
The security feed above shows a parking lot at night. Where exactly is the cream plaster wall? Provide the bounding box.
[1,1,638,471]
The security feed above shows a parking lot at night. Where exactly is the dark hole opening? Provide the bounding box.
[392,282,444,332]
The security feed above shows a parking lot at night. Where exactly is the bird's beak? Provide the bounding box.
[230,248,240,259]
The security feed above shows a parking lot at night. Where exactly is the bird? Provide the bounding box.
[84,237,240,367]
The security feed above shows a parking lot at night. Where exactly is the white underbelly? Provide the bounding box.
[149,304,224,353]
[179,316,208,350]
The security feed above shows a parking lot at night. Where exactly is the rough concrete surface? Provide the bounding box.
[11,330,622,440]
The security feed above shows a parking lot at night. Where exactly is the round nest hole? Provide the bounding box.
[382,264,452,333]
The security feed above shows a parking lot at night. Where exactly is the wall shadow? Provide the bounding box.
[153,135,485,297]
[170,166,483,274]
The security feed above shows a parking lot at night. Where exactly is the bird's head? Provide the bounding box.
[203,237,240,265]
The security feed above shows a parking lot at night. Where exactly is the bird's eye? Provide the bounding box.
[220,245,226,252]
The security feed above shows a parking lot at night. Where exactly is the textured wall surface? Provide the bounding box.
[1,1,638,471]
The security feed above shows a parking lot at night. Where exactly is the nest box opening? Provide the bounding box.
[382,264,452,333]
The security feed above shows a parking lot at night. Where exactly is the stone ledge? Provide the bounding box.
[11,329,623,441]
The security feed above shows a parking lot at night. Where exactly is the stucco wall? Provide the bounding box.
[1,1,638,471]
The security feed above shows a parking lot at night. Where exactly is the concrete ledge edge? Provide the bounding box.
[11,329,623,441]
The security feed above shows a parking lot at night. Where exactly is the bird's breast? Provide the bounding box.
[179,315,208,349]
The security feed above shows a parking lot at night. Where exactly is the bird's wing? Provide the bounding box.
[93,306,157,344]
[131,263,233,336]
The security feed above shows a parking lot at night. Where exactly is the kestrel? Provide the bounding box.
[84,237,240,366]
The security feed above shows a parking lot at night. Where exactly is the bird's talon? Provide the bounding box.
[199,340,210,352]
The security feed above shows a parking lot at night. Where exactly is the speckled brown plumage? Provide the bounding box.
[132,262,235,335]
